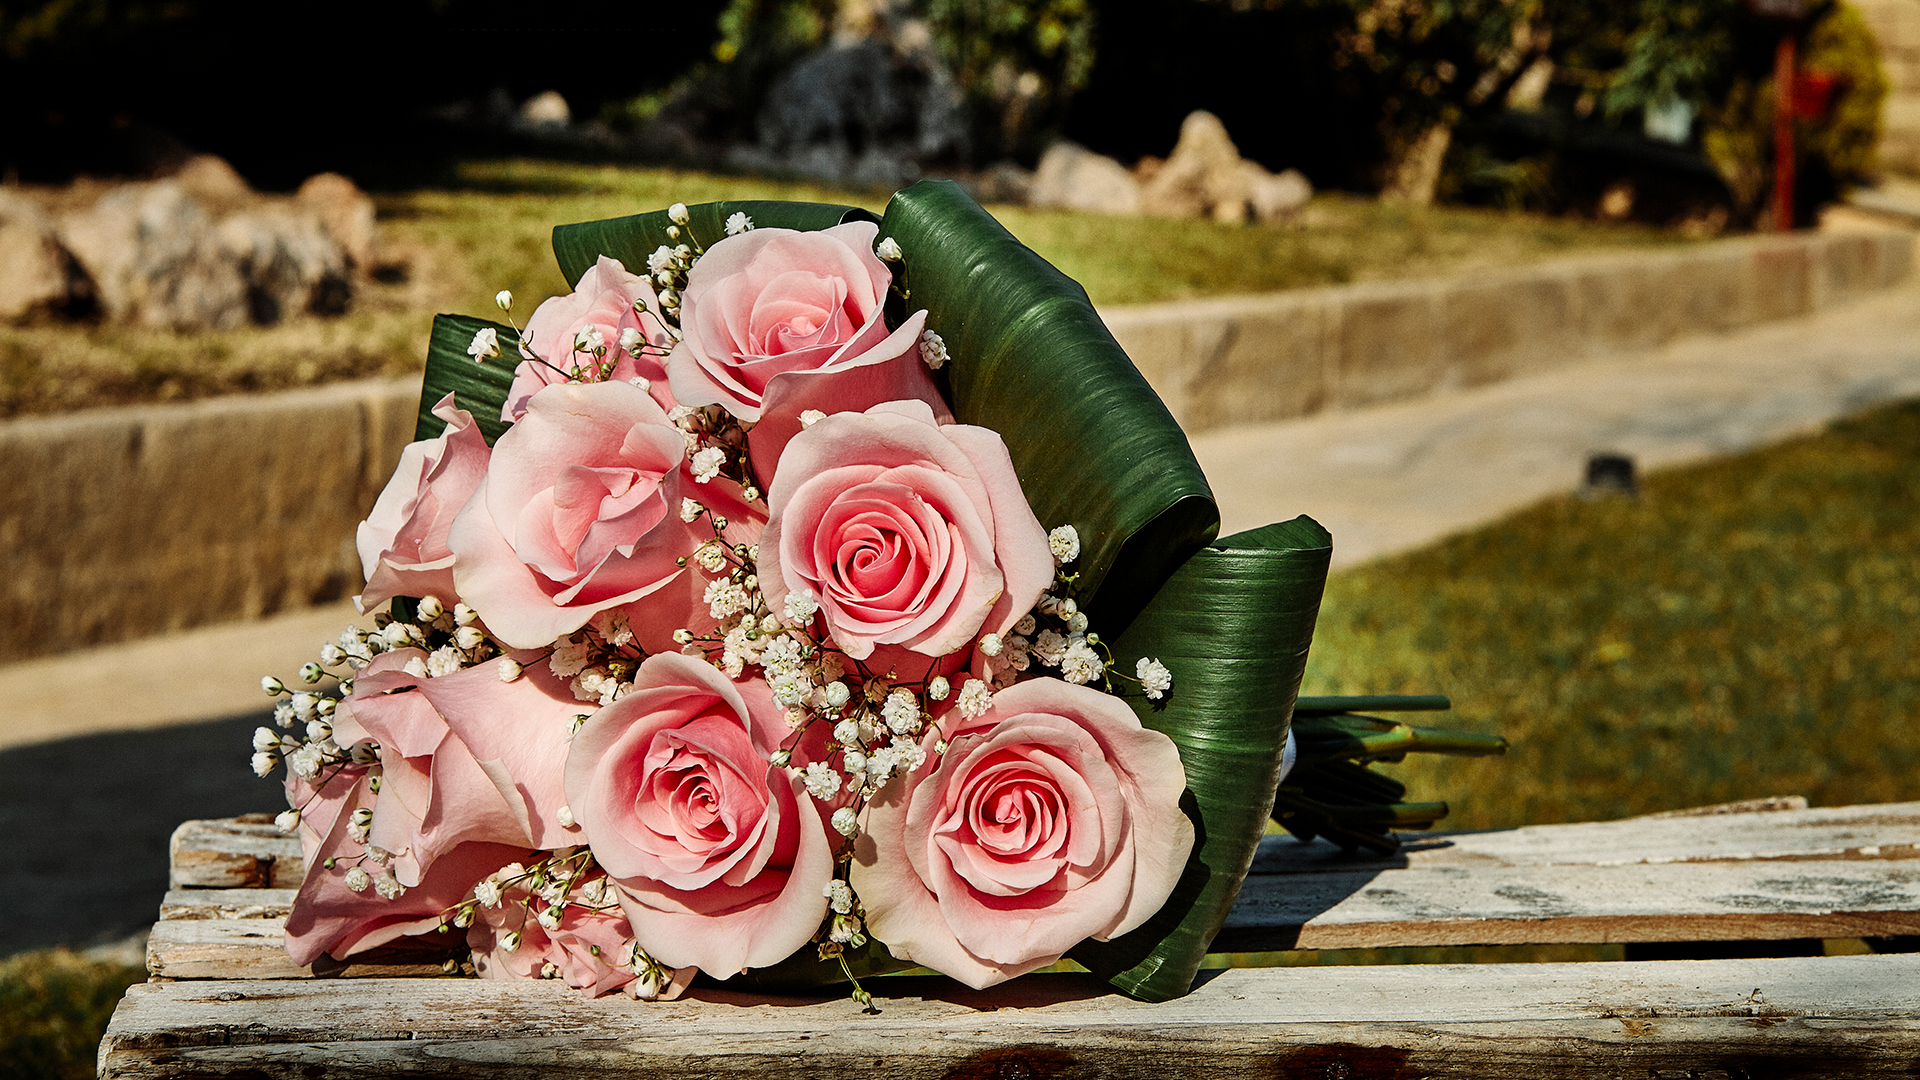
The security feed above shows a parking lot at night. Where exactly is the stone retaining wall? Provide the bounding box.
[1108,230,1913,434]
[1,379,420,663]
[1,229,1910,663]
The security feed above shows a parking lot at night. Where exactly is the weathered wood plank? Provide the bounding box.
[146,919,456,981]
[99,954,1920,1079]
[1222,858,1920,951]
[158,889,294,921]
[169,817,302,889]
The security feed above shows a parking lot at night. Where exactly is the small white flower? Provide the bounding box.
[631,965,667,1000]
[680,498,703,523]
[875,236,904,261]
[927,675,950,701]
[1137,657,1173,700]
[799,409,827,428]
[667,202,690,226]
[693,540,728,573]
[648,245,674,275]
[823,679,850,708]
[830,913,864,944]
[473,879,503,908]
[305,719,331,743]
[825,879,854,915]
[889,735,927,774]
[497,658,524,682]
[783,590,819,625]
[1060,641,1104,685]
[1032,629,1069,667]
[261,676,286,696]
[770,672,812,707]
[831,806,859,837]
[348,807,373,845]
[956,678,993,719]
[454,625,486,651]
[501,930,522,953]
[918,328,948,370]
[573,325,605,354]
[275,809,300,833]
[557,804,576,829]
[618,326,645,357]
[703,579,748,619]
[803,761,842,801]
[978,632,1003,657]
[344,866,372,893]
[833,718,861,746]
[287,743,325,779]
[454,603,478,626]
[1068,611,1090,634]
[273,700,296,728]
[691,446,726,483]
[725,211,754,235]
[549,636,592,679]
[495,289,514,311]
[253,726,280,752]
[374,871,406,900]
[1048,525,1081,564]
[881,689,920,735]
[427,646,464,678]
[467,327,501,362]
[538,906,563,932]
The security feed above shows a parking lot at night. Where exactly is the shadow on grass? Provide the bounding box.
[0,712,278,958]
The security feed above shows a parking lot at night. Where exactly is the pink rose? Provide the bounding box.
[853,678,1194,989]
[756,399,1054,662]
[466,873,695,999]
[664,221,947,481]
[565,652,833,976]
[448,380,700,652]
[506,255,675,419]
[337,650,582,888]
[355,393,490,612]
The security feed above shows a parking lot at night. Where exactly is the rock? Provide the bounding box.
[218,204,350,324]
[57,181,250,331]
[974,160,1034,205]
[1132,156,1165,185]
[1141,110,1253,223]
[520,91,571,127]
[171,154,252,216]
[1245,164,1313,222]
[296,173,378,273]
[0,189,93,322]
[1030,143,1141,214]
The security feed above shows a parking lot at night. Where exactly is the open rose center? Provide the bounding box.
[812,482,967,633]
[627,713,767,875]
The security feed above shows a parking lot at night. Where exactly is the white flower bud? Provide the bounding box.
[416,595,444,621]
[344,866,372,893]
[261,676,286,696]
[725,211,753,235]
[875,236,903,261]
[495,290,514,311]
[824,680,850,707]
[251,751,278,778]
[927,675,950,700]
[275,809,300,832]
[557,804,576,829]
[253,726,280,752]
[831,807,859,837]
[667,202,690,226]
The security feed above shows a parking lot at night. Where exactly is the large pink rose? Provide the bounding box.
[756,399,1053,663]
[355,393,490,612]
[506,255,675,419]
[565,652,833,977]
[853,678,1194,989]
[337,649,582,889]
[466,874,695,1000]
[665,220,947,480]
[448,380,700,651]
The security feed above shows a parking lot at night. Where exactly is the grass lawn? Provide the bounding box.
[1302,396,1920,832]
[1,160,1685,419]
[22,395,1919,1072]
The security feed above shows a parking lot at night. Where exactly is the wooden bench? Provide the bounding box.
[101,799,1920,1077]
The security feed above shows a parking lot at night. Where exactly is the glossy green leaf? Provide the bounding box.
[1069,515,1331,1002]
[877,180,1220,635]
[414,315,521,444]
[552,201,871,289]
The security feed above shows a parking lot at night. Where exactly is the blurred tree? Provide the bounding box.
[924,0,1096,158]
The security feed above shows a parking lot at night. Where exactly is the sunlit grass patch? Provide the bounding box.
[1302,398,1920,831]
[0,949,144,1080]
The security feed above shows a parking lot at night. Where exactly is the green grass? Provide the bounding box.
[1301,397,1920,832]
[0,950,144,1080]
[1,160,1685,419]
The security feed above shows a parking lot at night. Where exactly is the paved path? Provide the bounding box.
[5,241,1919,956]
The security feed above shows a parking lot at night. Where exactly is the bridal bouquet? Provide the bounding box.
[252,182,1498,1004]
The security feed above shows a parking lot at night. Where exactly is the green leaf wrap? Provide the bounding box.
[414,315,522,444]
[877,181,1220,635]
[1070,515,1332,1002]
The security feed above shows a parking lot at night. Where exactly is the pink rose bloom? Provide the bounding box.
[506,254,675,419]
[665,221,947,481]
[853,678,1194,989]
[336,650,582,889]
[448,380,701,652]
[466,874,695,1000]
[355,393,490,612]
[565,652,833,977]
[756,399,1053,663]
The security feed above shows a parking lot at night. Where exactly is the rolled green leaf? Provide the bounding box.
[552,201,871,289]
[1070,515,1331,1002]
[877,180,1219,636]
[414,315,521,444]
